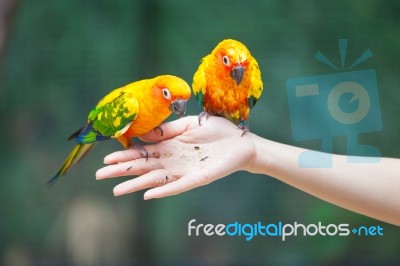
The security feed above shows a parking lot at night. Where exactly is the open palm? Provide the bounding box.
[96,116,255,199]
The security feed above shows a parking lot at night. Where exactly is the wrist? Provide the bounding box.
[245,133,273,175]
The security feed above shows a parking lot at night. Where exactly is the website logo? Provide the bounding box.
[188,219,384,241]
[286,39,382,167]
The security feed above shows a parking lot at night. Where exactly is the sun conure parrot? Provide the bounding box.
[192,39,263,135]
[48,75,191,186]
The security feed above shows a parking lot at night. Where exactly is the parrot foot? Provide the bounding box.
[154,126,164,136]
[198,111,210,126]
[238,121,249,137]
[132,143,149,161]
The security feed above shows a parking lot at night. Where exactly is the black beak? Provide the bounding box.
[169,99,187,118]
[230,66,245,85]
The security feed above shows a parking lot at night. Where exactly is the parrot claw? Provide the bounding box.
[132,143,149,161]
[154,126,164,136]
[198,111,210,126]
[238,121,250,137]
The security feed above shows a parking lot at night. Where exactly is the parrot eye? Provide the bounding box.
[162,88,171,100]
[222,55,230,66]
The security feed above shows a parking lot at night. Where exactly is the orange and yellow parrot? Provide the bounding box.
[48,75,191,185]
[193,39,263,135]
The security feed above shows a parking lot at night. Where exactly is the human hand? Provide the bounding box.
[96,116,256,199]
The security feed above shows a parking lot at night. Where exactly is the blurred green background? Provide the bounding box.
[1,0,399,265]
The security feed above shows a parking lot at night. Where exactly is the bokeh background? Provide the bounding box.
[1,0,399,265]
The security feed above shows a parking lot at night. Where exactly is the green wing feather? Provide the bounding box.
[79,90,139,143]
[48,89,139,185]
[248,96,258,109]
[195,91,204,109]
[247,58,263,109]
[193,58,208,109]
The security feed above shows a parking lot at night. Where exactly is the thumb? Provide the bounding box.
[139,115,198,142]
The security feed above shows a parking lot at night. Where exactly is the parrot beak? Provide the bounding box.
[230,66,245,85]
[169,99,187,118]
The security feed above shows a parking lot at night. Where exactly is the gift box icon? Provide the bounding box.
[286,39,382,167]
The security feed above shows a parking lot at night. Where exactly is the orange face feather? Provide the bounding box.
[121,75,191,144]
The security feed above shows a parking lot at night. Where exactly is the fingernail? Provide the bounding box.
[95,169,102,180]
[143,192,152,200]
[113,186,121,196]
[103,155,110,164]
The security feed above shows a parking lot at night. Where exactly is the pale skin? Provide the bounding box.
[96,116,400,226]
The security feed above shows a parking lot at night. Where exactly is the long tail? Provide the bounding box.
[47,143,96,186]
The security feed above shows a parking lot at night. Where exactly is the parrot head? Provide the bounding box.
[153,75,191,117]
[211,39,252,86]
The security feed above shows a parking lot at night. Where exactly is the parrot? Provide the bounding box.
[47,75,191,186]
[192,39,263,135]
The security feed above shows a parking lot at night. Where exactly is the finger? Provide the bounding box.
[103,144,159,164]
[139,116,197,142]
[143,171,210,200]
[113,169,169,196]
[96,158,162,179]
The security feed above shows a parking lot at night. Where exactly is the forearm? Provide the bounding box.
[248,134,400,226]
